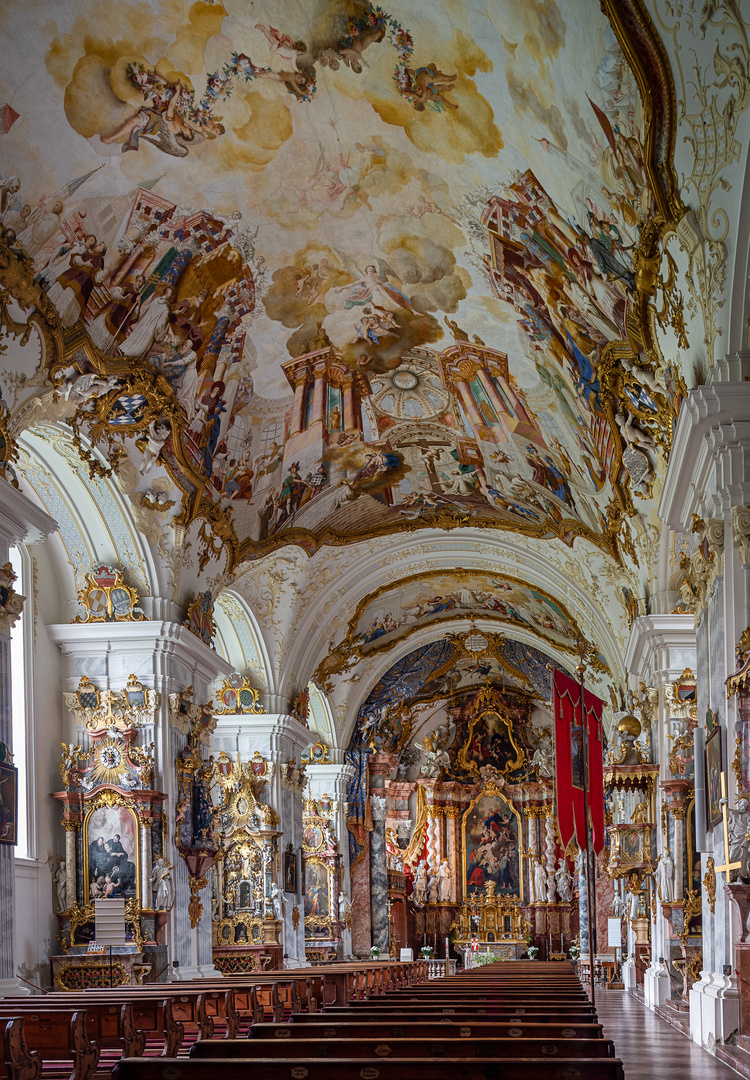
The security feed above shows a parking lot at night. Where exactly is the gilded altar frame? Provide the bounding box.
[82,793,142,908]
[457,704,525,778]
[303,854,336,940]
[461,781,525,902]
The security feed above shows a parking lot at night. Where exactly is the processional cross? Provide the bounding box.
[717,771,742,882]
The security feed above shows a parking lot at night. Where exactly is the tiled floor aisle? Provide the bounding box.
[595,989,740,1079]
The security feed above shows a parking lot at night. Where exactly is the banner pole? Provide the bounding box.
[577,660,596,1010]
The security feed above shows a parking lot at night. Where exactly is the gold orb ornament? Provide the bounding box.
[617,714,641,738]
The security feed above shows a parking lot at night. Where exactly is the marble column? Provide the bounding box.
[63,822,77,911]
[306,760,356,958]
[342,375,357,432]
[577,849,589,954]
[0,478,56,995]
[544,814,557,903]
[141,822,153,908]
[289,365,309,436]
[369,794,389,952]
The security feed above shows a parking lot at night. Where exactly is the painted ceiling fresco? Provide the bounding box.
[0,0,684,573]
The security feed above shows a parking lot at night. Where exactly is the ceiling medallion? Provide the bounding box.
[391,370,419,391]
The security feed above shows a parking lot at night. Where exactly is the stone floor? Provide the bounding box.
[596,988,741,1079]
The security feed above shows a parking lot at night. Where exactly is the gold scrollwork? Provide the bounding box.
[703,857,716,916]
[457,686,525,778]
[214,674,264,715]
[73,566,145,624]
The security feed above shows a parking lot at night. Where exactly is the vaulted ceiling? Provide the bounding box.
[1,0,745,726]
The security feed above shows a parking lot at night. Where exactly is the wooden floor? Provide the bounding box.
[596,989,740,1079]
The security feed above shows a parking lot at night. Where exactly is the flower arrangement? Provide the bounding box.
[569,944,580,960]
[476,953,499,966]
[420,946,433,958]
[527,945,539,959]
[370,946,381,958]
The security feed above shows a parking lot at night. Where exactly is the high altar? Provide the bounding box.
[350,670,580,962]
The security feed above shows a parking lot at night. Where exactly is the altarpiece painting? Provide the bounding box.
[462,785,523,900]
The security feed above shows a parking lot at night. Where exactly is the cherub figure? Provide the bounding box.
[397,66,458,112]
[255,24,307,71]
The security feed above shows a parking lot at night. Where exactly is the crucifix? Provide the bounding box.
[717,771,742,882]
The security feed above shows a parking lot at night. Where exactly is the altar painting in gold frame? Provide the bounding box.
[303,855,333,939]
[462,783,523,901]
[457,706,525,778]
[83,798,141,907]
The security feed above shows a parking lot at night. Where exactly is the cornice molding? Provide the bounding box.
[47,620,233,688]
[0,476,57,546]
[659,384,750,530]
[624,614,696,682]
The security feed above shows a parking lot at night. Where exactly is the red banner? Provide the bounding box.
[553,669,605,854]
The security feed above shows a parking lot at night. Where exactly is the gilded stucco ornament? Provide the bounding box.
[72,565,145,624]
[63,674,159,730]
[214,673,264,715]
[0,561,24,634]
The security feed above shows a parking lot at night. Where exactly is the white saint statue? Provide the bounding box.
[438,859,452,902]
[53,859,67,913]
[612,892,623,918]
[725,796,750,879]
[554,858,573,903]
[628,888,640,920]
[533,857,547,903]
[150,858,175,911]
[414,860,429,905]
[427,872,438,904]
[656,848,675,903]
[270,882,285,920]
[338,891,353,926]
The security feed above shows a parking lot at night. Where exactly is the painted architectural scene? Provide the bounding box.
[0,0,676,563]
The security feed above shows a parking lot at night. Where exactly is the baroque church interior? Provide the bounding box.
[2,0,750,1076]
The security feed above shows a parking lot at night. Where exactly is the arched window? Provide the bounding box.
[9,546,33,859]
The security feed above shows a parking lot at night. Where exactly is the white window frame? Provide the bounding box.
[9,545,35,860]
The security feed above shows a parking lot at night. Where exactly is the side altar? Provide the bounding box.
[50,675,169,986]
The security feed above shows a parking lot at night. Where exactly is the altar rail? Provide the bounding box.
[425,958,457,978]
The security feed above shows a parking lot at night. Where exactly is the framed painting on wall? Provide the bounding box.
[284,847,297,894]
[0,743,18,845]
[83,800,140,904]
[303,856,332,938]
[705,727,723,830]
[461,781,523,900]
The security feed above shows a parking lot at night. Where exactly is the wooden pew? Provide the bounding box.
[0,1009,98,1080]
[113,1056,625,1079]
[190,1034,617,1060]
[0,998,181,1059]
[1,1017,43,1080]
[245,1019,605,1040]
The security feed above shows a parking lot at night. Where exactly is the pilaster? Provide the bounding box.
[0,479,55,997]
[215,712,311,967]
[48,620,232,980]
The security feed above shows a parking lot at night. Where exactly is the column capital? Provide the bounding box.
[47,619,233,690]
[624,614,696,684]
[369,794,388,822]
[0,477,57,546]
[214,712,311,757]
[660,382,750,529]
